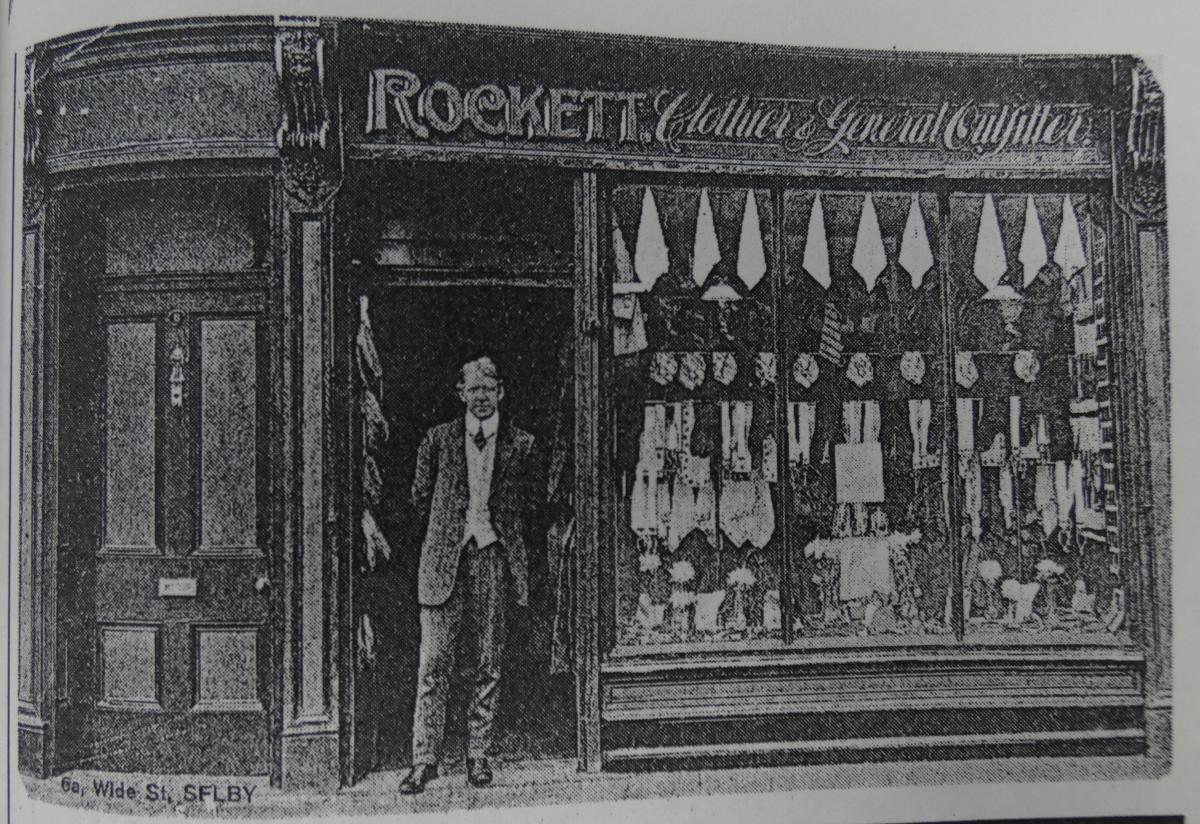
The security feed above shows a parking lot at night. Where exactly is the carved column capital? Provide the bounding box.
[22,45,49,224]
[1121,60,1166,223]
[275,18,341,210]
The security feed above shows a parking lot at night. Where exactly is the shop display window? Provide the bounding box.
[609,183,782,647]
[951,193,1121,642]
[606,182,1128,651]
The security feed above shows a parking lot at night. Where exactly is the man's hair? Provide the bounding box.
[457,355,502,389]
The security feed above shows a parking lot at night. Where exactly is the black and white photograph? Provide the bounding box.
[3,2,1192,821]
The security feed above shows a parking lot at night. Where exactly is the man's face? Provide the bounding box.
[459,369,503,420]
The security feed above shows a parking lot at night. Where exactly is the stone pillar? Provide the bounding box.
[1116,59,1170,773]
[17,45,59,779]
[274,17,345,791]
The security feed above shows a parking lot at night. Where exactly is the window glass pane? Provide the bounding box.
[105,322,157,550]
[951,193,1125,642]
[611,184,781,648]
[199,319,258,553]
[104,179,266,275]
[781,190,951,644]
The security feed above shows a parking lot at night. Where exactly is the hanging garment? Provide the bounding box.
[732,400,753,475]
[656,471,672,540]
[762,590,782,630]
[851,193,887,293]
[908,399,932,469]
[793,352,819,388]
[761,434,779,483]
[1009,395,1023,453]
[635,592,667,629]
[998,462,1015,529]
[900,351,926,385]
[819,303,847,365]
[1072,415,1102,453]
[363,453,384,510]
[612,294,649,356]
[677,351,706,389]
[1054,459,1073,531]
[611,211,643,293]
[803,192,831,289]
[362,389,390,454]
[634,186,670,291]
[630,465,659,539]
[693,590,727,632]
[836,400,883,505]
[737,190,767,291]
[638,403,668,471]
[720,477,757,548]
[356,295,383,391]
[549,517,576,674]
[692,187,722,288]
[899,193,934,289]
[1018,195,1048,289]
[955,352,980,390]
[361,508,392,570]
[956,397,979,453]
[357,614,376,667]
[694,479,718,546]
[789,401,816,465]
[1054,194,1088,279]
[711,351,738,385]
[846,352,873,387]
[755,352,777,387]
[960,455,983,540]
[974,194,1008,295]
[649,352,679,385]
[838,536,895,601]
[1034,463,1059,537]
[748,469,776,548]
[664,402,682,453]
[667,478,694,552]
[1070,457,1086,527]
[1014,350,1041,383]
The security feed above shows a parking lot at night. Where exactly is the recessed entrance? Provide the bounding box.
[349,282,577,779]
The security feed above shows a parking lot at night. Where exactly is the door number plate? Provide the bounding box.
[158,577,198,597]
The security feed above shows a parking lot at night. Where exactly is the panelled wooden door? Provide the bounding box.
[62,283,274,774]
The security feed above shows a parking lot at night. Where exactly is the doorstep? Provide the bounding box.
[17,753,1163,818]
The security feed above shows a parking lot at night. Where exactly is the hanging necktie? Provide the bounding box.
[1054,194,1088,279]
[973,194,1008,295]
[474,428,488,451]
[1018,195,1048,289]
[692,187,721,288]
[736,189,767,291]
[803,192,831,289]
[851,193,887,293]
[634,186,669,291]
[898,194,934,289]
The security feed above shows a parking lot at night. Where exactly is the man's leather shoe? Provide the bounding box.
[399,763,438,795]
[466,758,493,788]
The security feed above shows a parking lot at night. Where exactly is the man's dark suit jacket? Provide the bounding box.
[411,416,537,607]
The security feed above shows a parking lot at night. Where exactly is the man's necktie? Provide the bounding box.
[474,428,488,451]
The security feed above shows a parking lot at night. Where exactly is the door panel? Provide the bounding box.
[69,286,273,774]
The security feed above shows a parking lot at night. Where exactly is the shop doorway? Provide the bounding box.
[350,282,577,779]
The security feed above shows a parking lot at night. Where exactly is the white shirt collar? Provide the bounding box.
[466,411,500,438]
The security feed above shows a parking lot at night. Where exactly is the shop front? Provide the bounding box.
[17,17,1170,791]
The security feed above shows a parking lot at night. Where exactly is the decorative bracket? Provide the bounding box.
[1122,60,1165,223]
[275,17,342,209]
[22,45,50,223]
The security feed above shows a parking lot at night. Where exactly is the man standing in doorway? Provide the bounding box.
[400,355,538,794]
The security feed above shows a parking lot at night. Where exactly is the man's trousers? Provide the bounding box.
[411,539,508,765]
